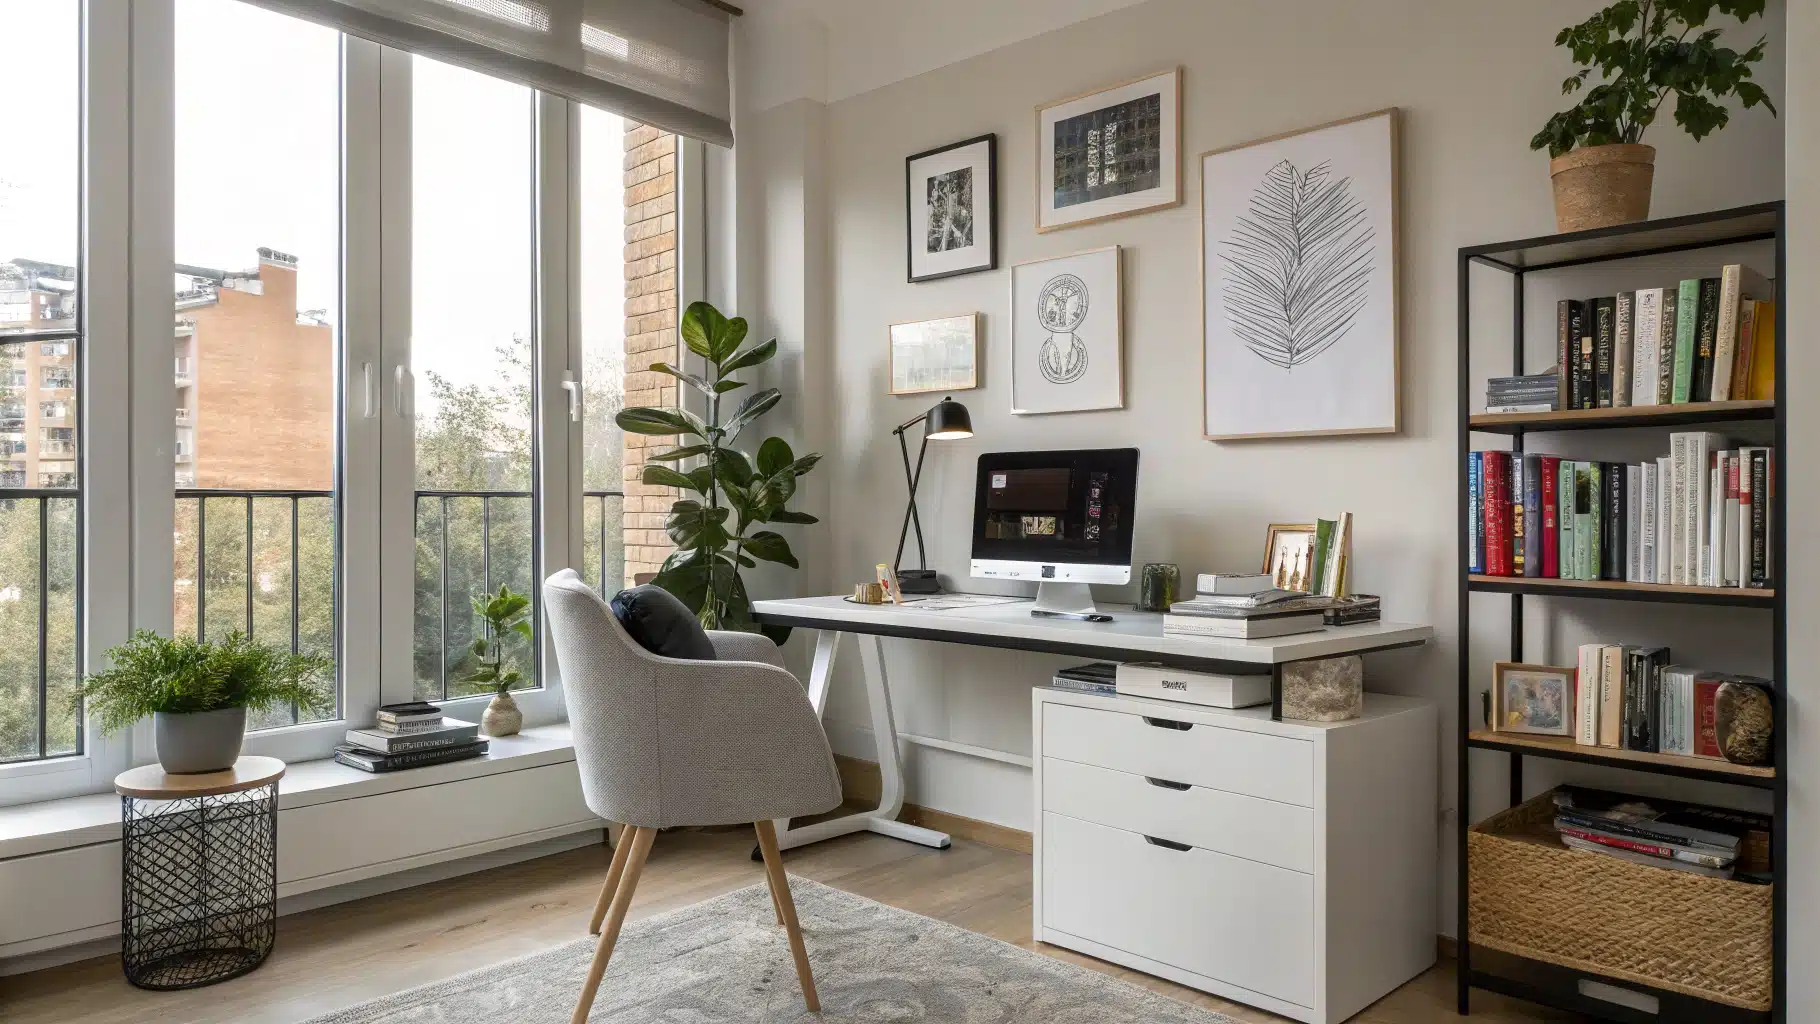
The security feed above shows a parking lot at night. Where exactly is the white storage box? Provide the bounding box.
[1114,662,1272,709]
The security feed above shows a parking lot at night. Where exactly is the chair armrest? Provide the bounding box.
[705,629,785,670]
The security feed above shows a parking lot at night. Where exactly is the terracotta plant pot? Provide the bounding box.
[1549,143,1655,233]
[481,691,522,737]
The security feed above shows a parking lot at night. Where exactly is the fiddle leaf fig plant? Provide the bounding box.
[1530,0,1775,158]
[617,301,820,640]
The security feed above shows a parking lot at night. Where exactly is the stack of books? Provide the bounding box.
[1164,581,1331,640]
[1485,373,1559,414]
[1551,265,1775,412]
[1470,435,1773,588]
[1049,662,1118,696]
[1567,643,1771,760]
[334,702,488,773]
[1552,786,1771,882]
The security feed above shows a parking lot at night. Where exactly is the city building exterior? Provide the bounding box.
[0,260,78,489]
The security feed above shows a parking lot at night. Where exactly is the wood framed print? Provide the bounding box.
[1491,662,1576,737]
[1036,68,1181,233]
[1262,523,1317,592]
[889,313,980,395]
[1010,246,1122,415]
[1201,108,1400,440]
[907,134,997,282]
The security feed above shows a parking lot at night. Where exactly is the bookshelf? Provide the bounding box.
[1456,203,1786,1024]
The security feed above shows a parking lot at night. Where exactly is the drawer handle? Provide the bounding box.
[1145,777,1190,791]
[1143,835,1192,852]
[1142,716,1192,731]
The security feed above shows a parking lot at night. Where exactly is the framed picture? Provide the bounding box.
[906,134,997,282]
[1010,246,1122,415]
[1491,662,1576,737]
[1201,108,1400,440]
[889,313,980,395]
[1036,67,1182,233]
[1261,523,1317,592]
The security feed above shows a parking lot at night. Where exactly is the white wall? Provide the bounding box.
[732,0,1787,940]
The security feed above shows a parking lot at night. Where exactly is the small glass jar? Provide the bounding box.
[1137,563,1179,613]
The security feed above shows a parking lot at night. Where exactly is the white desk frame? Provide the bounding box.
[752,596,1433,854]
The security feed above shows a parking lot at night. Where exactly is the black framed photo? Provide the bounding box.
[906,134,997,283]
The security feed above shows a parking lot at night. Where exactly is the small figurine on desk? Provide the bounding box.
[875,563,904,604]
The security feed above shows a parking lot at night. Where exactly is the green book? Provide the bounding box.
[1310,518,1335,594]
[1671,278,1701,403]
[1586,461,1601,580]
[1573,462,1595,580]
[1559,460,1577,579]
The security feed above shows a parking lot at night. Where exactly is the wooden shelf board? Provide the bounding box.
[1468,575,1774,606]
[1470,399,1774,433]
[1468,730,1775,785]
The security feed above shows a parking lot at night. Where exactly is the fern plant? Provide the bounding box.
[462,584,533,696]
[70,630,334,734]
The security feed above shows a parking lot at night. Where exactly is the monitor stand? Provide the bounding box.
[1032,581,1099,617]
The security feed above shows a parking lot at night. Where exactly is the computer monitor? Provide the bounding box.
[970,448,1139,616]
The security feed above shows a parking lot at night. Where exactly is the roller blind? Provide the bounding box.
[250,0,734,146]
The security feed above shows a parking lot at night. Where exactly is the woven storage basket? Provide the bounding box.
[1468,790,1772,1011]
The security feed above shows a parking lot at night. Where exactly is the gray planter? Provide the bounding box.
[153,706,247,774]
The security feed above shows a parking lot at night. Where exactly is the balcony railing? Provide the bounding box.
[0,488,81,763]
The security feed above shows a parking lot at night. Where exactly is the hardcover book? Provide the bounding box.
[1672,279,1700,403]
[1539,455,1561,578]
[1598,644,1626,748]
[1691,276,1722,402]
[1631,287,1664,407]
[1523,453,1543,578]
[1592,296,1616,407]
[1626,464,1642,583]
[1577,304,1597,409]
[1557,299,1583,411]
[1730,299,1760,402]
[1510,458,1525,576]
[345,718,480,754]
[1746,301,1776,400]
[1710,265,1770,401]
[1613,290,1635,407]
[1600,461,1625,581]
[1656,287,1679,405]
[1575,643,1602,746]
[1468,452,1483,575]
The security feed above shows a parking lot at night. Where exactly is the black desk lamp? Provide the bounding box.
[891,397,972,594]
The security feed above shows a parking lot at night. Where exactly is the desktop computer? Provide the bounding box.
[969,448,1139,618]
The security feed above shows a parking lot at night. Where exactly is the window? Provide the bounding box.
[41,367,72,391]
[578,106,628,597]
[39,342,70,358]
[39,401,70,421]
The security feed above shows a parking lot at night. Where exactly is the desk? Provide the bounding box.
[749,595,1432,853]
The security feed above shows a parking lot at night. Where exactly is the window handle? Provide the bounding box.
[394,365,413,419]
[361,362,377,419]
[560,371,582,422]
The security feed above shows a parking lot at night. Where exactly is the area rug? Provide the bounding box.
[303,877,1238,1023]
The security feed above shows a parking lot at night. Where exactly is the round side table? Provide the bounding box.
[114,755,285,990]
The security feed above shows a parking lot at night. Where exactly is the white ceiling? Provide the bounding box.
[738,0,1149,106]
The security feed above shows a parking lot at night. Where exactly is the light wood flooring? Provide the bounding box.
[0,828,1584,1023]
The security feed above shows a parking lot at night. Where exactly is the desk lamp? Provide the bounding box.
[891,397,972,594]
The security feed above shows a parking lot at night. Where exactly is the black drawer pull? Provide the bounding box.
[1145,777,1190,791]
[1142,716,1192,730]
[1143,835,1192,852]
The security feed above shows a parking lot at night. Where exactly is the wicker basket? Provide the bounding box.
[1468,790,1772,1011]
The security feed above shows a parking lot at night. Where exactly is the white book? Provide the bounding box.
[1613,291,1634,407]
[1631,287,1663,406]
[1626,464,1642,582]
[1655,455,1672,584]
[1723,453,1742,587]
[1194,573,1274,596]
[1639,462,1657,583]
[1711,264,1772,401]
[1575,644,1603,746]
[1681,432,1726,587]
[1669,434,1689,584]
[1707,459,1725,588]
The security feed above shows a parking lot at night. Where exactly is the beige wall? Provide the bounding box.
[771,0,1786,933]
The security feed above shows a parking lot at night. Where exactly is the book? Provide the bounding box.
[1661,663,1692,755]
[1310,518,1336,595]
[1626,464,1641,582]
[376,701,443,727]
[1630,287,1663,406]
[1553,785,1765,853]
[1639,461,1657,583]
[1326,512,1354,597]
[1691,276,1722,401]
[1467,452,1483,575]
[1592,296,1616,407]
[1168,592,1330,614]
[1162,612,1325,640]
[1710,264,1771,401]
[1694,672,1725,759]
[1539,455,1561,578]
[1556,822,1735,870]
[1737,448,1754,589]
[334,739,489,773]
[1556,299,1581,411]
[1723,453,1742,587]
[1575,643,1602,746]
[1655,286,1678,405]
[1484,451,1510,576]
[1510,459,1525,577]
[1669,435,1689,583]
[1576,301,1597,409]
[1600,461,1625,581]
[1746,300,1776,400]
[1559,460,1576,579]
[1051,661,1118,696]
[1195,573,1274,596]
[377,717,452,736]
[1522,454,1543,578]
[1598,644,1625,748]
[1583,462,1601,581]
[1558,833,1735,879]
[1747,448,1771,586]
[344,718,480,754]
[1671,278,1700,403]
[1730,299,1760,403]
[1613,290,1634,406]
[1654,455,1672,584]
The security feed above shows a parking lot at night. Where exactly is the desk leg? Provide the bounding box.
[768,631,952,854]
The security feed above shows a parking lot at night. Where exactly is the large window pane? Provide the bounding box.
[0,2,81,762]
[411,57,537,701]
[174,0,341,728]
[579,106,627,597]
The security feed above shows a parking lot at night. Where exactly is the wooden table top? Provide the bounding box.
[115,756,286,799]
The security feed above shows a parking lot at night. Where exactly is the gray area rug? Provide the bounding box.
[304,877,1237,1022]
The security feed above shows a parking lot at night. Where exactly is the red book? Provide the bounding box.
[1482,452,1510,576]
[1694,678,1724,759]
[1539,455,1561,577]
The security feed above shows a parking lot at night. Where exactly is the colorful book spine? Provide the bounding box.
[1555,299,1575,411]
[1711,265,1744,401]
[1730,299,1759,402]
[1540,455,1561,578]
[1692,276,1722,402]
[1578,302,1598,409]
[1561,460,1578,580]
[1523,453,1543,578]
[1672,279,1700,403]
[1656,287,1679,405]
[1484,451,1510,576]
[1592,296,1616,407]
[1573,462,1595,581]
[1468,452,1483,575]
[1746,301,1776,400]
[1511,455,1526,576]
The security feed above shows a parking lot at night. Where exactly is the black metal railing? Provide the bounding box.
[414,489,540,703]
[0,489,81,764]
[583,489,627,598]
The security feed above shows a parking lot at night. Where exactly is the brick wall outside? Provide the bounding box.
[622,125,678,584]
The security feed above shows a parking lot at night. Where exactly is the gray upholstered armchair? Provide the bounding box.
[542,569,842,1022]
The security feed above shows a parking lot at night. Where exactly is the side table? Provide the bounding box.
[114,755,285,989]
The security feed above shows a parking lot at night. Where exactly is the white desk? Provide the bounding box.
[749,595,1432,853]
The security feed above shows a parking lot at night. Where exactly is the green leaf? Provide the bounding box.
[685,464,715,494]
[788,453,822,478]
[721,388,781,442]
[740,530,799,568]
[616,406,707,438]
[649,443,712,462]
[650,362,716,396]
[709,317,749,364]
[666,500,731,551]
[713,447,754,487]
[512,620,534,641]
[679,300,725,360]
[719,338,777,376]
[756,436,794,477]
[755,469,797,509]
[713,379,748,394]
[641,464,704,492]
[472,637,490,656]
[766,509,819,525]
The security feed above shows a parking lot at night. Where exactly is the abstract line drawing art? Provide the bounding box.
[926,166,974,252]
[1220,158,1375,371]
[1036,273,1090,384]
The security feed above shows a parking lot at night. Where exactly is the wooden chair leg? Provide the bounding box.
[754,819,819,1012]
[571,825,655,1024]
[589,828,635,936]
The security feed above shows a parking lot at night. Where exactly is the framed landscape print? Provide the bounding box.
[1201,108,1400,440]
[1036,67,1181,233]
[889,313,980,395]
[1010,247,1122,415]
[906,134,997,282]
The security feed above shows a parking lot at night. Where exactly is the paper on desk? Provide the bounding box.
[901,594,1027,612]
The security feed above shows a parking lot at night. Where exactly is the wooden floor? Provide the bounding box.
[0,828,1584,1023]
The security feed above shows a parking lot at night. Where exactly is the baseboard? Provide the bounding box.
[1438,934,1458,960]
[833,754,1032,855]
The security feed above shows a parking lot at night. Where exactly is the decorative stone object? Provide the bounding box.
[481,691,523,738]
[1715,680,1774,766]
[1280,656,1363,722]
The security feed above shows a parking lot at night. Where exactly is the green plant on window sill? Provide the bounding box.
[70,629,333,733]
[462,584,534,697]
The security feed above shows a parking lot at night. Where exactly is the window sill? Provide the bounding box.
[0,722,578,861]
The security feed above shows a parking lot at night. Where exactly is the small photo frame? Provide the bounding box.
[1009,246,1123,415]
[1492,662,1576,737]
[907,134,997,282]
[1036,67,1182,233]
[1262,523,1317,592]
[889,313,981,396]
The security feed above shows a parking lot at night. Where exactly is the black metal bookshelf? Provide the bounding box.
[1456,202,1786,1024]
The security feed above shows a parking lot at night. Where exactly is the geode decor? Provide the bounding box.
[1715,679,1774,766]
[1281,656,1363,722]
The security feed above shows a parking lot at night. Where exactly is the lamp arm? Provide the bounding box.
[893,428,919,571]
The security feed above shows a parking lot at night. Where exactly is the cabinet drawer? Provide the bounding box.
[1042,757,1313,873]
[1042,811,1315,1008]
[1042,702,1313,807]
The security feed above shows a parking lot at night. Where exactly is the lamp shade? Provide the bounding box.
[925,398,973,440]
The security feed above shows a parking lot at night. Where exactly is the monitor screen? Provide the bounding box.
[970,448,1139,570]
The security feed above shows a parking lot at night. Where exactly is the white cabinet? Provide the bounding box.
[1033,688,1438,1024]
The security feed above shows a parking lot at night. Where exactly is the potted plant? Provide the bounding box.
[1531,0,1775,232]
[465,584,533,737]
[616,301,820,642]
[71,630,333,774]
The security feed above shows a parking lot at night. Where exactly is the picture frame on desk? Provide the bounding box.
[1491,662,1576,737]
[1262,522,1317,592]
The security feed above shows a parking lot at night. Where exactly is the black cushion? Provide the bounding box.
[610,585,717,661]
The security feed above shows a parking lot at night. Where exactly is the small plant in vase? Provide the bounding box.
[465,584,533,737]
